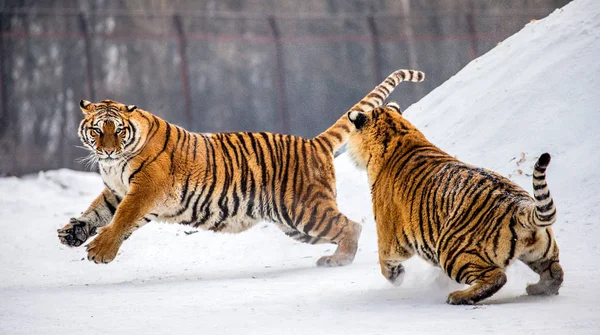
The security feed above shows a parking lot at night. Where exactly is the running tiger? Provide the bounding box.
[57,69,425,266]
[346,104,563,304]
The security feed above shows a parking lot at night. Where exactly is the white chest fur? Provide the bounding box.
[99,162,129,198]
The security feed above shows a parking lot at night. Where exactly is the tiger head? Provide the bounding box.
[78,99,139,165]
[346,102,420,171]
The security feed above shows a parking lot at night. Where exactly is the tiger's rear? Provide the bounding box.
[346,104,563,304]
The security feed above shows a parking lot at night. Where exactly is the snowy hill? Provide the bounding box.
[1,0,599,333]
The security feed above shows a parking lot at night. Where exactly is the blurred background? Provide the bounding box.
[0,0,570,176]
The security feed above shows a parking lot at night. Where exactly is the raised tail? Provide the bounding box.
[315,69,425,154]
[531,153,557,227]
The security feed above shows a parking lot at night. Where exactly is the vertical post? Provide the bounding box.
[173,14,192,129]
[78,12,95,101]
[59,15,65,168]
[0,13,6,137]
[59,13,70,169]
[400,0,423,97]
[268,15,289,134]
[0,13,9,175]
[367,15,382,86]
[466,12,478,59]
[17,13,33,175]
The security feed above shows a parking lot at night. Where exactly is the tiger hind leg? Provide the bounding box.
[275,223,329,245]
[315,217,361,267]
[291,211,362,267]
[520,230,563,296]
[524,259,563,296]
[445,256,507,305]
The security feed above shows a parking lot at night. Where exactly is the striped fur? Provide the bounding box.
[318,69,424,154]
[346,105,563,304]
[57,69,425,266]
[532,153,557,227]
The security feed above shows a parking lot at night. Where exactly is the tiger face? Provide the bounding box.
[346,102,411,171]
[78,100,138,165]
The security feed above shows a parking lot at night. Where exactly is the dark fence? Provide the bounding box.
[0,6,566,175]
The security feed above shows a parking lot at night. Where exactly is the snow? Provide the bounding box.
[1,0,600,333]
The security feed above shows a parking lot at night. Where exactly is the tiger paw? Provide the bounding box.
[58,218,97,247]
[385,265,405,287]
[526,262,563,296]
[316,254,353,267]
[86,227,122,264]
[446,290,475,305]
[526,281,561,296]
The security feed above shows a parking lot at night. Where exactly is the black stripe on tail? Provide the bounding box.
[531,153,557,227]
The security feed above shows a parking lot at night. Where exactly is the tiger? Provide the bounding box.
[57,69,425,266]
[345,103,563,304]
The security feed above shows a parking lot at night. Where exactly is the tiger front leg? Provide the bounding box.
[378,238,414,286]
[86,185,160,264]
[58,188,119,247]
[374,217,414,285]
[380,259,407,286]
[58,218,98,247]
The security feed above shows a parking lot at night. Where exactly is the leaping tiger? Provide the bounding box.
[57,69,425,266]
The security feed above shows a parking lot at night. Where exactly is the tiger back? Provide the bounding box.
[58,70,425,267]
[346,104,563,304]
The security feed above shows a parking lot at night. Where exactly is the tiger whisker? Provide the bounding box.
[75,153,99,170]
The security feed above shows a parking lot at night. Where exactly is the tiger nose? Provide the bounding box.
[105,149,115,155]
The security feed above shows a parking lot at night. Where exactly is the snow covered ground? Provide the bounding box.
[1,0,599,333]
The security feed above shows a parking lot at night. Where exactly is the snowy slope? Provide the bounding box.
[1,0,599,334]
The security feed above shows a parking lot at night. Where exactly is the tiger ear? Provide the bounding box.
[79,100,94,114]
[126,105,137,112]
[348,110,368,130]
[386,102,402,115]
